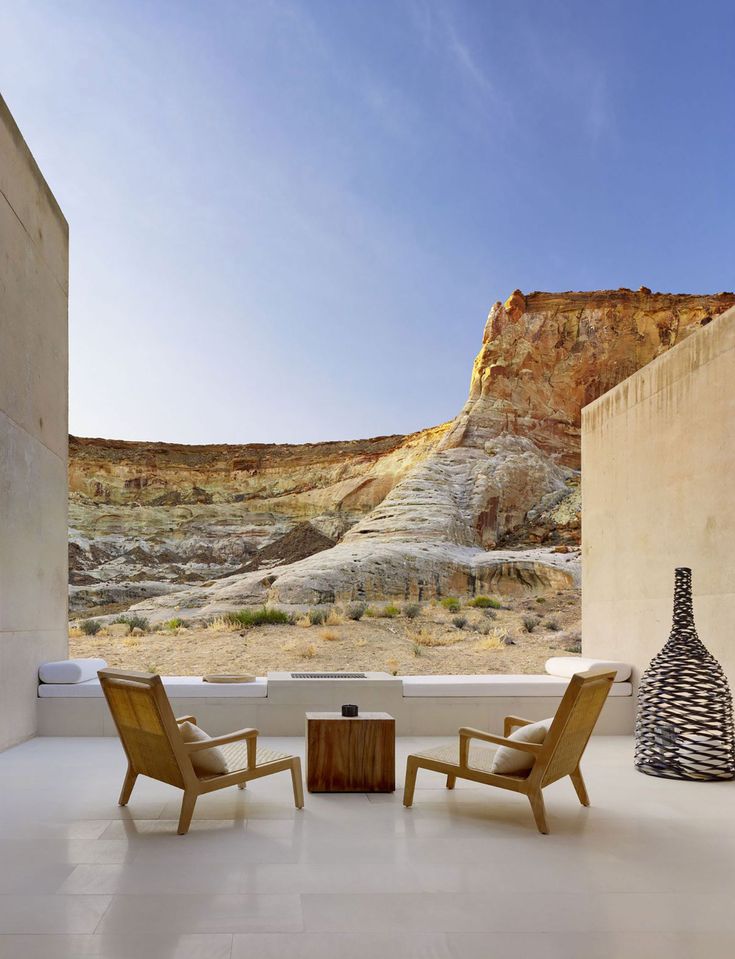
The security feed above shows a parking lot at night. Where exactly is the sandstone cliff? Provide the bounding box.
[69,426,449,610]
[71,288,735,616]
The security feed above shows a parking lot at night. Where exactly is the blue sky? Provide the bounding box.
[3,0,734,444]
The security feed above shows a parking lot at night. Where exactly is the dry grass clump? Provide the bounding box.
[283,639,318,659]
[326,608,344,626]
[295,615,311,628]
[385,657,400,675]
[474,628,507,652]
[413,626,459,648]
[68,624,82,638]
[207,616,232,633]
[319,628,340,642]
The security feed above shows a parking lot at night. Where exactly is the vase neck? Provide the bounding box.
[671,567,695,634]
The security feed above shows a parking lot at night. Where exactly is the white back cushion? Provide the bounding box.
[491,718,552,775]
[38,658,108,684]
[545,657,631,683]
[178,721,228,775]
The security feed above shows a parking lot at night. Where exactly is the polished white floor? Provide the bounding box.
[0,736,733,958]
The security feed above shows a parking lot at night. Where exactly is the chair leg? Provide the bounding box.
[528,790,549,834]
[403,758,419,807]
[178,791,197,835]
[118,765,137,806]
[570,766,590,806]
[290,758,304,809]
[446,774,456,790]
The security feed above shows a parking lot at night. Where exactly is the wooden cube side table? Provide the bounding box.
[305,712,395,792]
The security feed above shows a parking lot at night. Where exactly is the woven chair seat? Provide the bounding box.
[413,742,528,779]
[197,742,293,779]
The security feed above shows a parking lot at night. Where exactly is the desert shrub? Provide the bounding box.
[377,603,400,618]
[440,597,460,612]
[482,608,498,620]
[80,619,101,636]
[522,616,539,633]
[319,628,340,642]
[207,616,231,632]
[301,643,317,659]
[475,620,492,635]
[535,597,547,604]
[403,603,421,619]
[346,602,366,621]
[308,607,327,626]
[112,614,149,632]
[326,608,344,625]
[468,596,501,609]
[545,619,560,632]
[412,642,423,657]
[564,632,582,653]
[452,615,468,630]
[163,617,186,631]
[226,607,291,628]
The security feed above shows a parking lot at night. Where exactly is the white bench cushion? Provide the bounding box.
[37,676,268,698]
[545,657,632,683]
[38,659,108,684]
[401,674,632,697]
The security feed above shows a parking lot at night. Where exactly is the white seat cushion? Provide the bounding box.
[491,718,553,775]
[38,658,108,684]
[545,657,632,683]
[37,676,268,698]
[401,674,630,697]
[177,721,228,776]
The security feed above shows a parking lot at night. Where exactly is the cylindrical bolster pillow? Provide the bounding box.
[38,658,108,684]
[545,657,631,683]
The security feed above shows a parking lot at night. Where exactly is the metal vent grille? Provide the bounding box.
[290,672,367,679]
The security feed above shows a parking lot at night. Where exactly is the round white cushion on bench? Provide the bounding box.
[545,657,631,683]
[38,658,108,684]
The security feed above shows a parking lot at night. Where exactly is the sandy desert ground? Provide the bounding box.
[70,588,581,676]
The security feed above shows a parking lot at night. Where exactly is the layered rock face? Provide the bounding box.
[72,288,735,617]
[69,426,449,610]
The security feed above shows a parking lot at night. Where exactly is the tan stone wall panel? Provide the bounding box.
[582,305,735,688]
[0,94,68,750]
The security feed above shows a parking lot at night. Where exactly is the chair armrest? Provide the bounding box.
[458,726,543,766]
[184,727,258,752]
[175,715,197,725]
[504,715,532,736]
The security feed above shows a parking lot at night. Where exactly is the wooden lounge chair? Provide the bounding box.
[99,668,304,834]
[403,668,615,834]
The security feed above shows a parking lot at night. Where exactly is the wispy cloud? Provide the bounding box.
[406,0,504,111]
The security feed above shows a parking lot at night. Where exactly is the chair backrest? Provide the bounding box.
[536,669,615,787]
[99,669,192,788]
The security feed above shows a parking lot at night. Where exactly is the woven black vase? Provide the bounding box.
[635,567,735,781]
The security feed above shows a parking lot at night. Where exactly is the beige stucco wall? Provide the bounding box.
[582,304,735,690]
[0,94,68,750]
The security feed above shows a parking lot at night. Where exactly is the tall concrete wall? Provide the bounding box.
[0,95,68,750]
[582,304,735,689]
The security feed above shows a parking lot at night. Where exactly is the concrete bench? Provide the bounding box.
[38,668,633,736]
